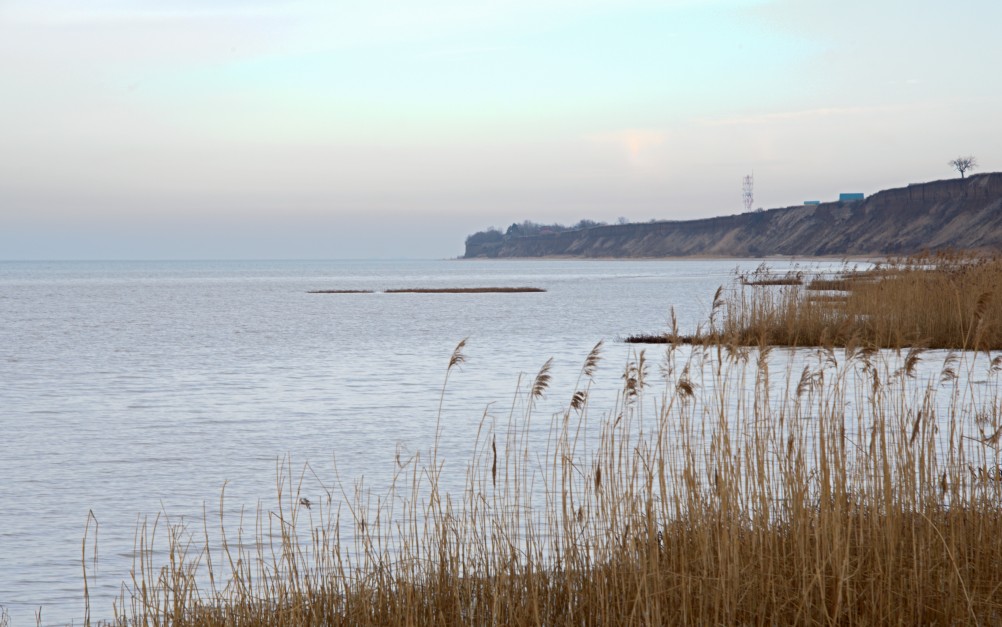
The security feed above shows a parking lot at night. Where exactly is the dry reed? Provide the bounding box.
[91,329,1002,626]
[739,263,805,286]
[683,252,1002,350]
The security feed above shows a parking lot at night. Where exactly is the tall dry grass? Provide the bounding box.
[90,332,1002,626]
[718,252,1002,349]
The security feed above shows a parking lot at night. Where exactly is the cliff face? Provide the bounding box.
[464,173,1002,258]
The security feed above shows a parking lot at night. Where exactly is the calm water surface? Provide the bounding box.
[1,258,840,625]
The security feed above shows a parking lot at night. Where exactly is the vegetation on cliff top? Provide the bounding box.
[465,218,623,247]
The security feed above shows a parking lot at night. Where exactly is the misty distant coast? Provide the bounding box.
[464,173,1002,259]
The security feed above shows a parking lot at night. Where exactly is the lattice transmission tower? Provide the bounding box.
[742,174,754,212]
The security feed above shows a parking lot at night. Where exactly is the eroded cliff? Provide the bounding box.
[464,173,1002,258]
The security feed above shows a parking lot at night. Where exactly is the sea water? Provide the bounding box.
[0,258,852,625]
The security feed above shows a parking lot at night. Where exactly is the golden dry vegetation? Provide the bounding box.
[93,328,1002,626]
[718,252,1002,350]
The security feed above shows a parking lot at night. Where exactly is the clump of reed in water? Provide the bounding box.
[308,287,545,294]
[738,263,804,286]
[630,251,1002,350]
[98,330,1002,626]
[385,287,545,293]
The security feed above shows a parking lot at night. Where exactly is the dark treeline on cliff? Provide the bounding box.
[465,219,619,248]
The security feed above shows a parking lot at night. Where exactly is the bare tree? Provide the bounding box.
[949,155,977,178]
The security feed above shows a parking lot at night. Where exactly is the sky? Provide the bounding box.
[1,0,1000,259]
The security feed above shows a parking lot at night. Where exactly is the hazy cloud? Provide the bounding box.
[699,105,908,127]
[588,129,668,165]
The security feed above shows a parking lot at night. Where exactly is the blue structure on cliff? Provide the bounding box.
[839,192,865,202]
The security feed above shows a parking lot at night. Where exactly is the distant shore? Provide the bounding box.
[463,173,1002,259]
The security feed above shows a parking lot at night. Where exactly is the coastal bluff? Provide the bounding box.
[463,173,1002,258]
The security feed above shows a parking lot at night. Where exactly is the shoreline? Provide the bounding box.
[456,253,884,262]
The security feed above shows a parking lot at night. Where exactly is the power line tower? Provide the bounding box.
[742,174,754,212]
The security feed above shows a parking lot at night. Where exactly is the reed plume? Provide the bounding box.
[92,265,1002,627]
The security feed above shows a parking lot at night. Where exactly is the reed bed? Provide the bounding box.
[623,333,698,344]
[383,287,546,294]
[713,252,1002,349]
[630,253,1001,349]
[739,263,804,286]
[95,332,1002,626]
[308,288,546,294]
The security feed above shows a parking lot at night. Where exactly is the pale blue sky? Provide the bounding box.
[1,0,999,258]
